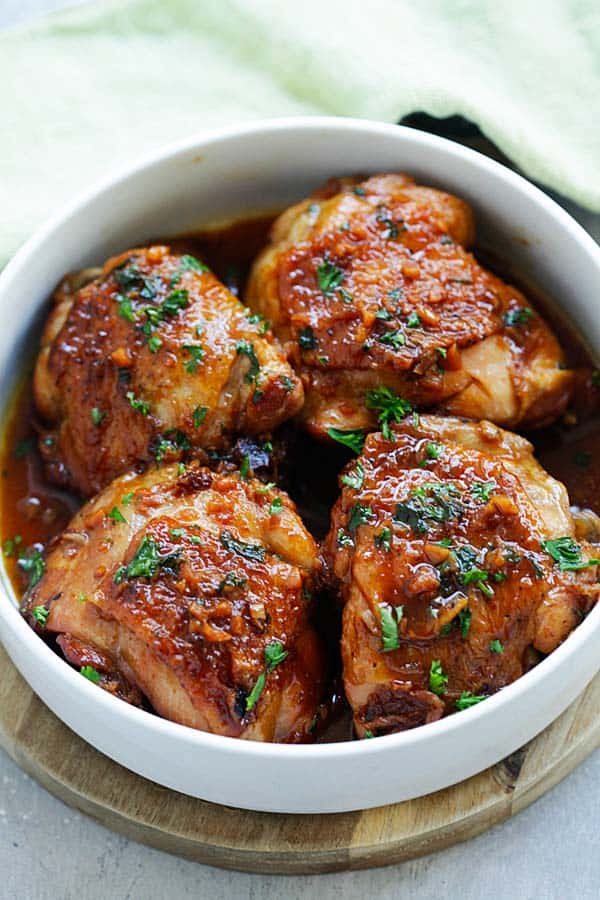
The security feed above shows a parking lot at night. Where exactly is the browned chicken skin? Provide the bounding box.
[323,416,600,736]
[34,246,303,496]
[22,462,325,742]
[246,174,573,437]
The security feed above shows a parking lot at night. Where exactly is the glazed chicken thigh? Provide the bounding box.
[22,463,324,741]
[35,246,303,496]
[323,415,600,736]
[247,174,573,438]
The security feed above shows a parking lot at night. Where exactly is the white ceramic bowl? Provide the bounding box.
[1,118,599,814]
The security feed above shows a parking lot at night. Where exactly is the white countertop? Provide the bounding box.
[2,2,599,897]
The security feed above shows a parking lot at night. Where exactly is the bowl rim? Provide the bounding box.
[1,114,600,763]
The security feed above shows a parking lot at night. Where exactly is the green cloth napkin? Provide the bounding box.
[2,0,600,266]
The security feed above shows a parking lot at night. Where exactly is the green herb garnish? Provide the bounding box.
[298,326,317,350]
[365,386,412,440]
[316,259,344,295]
[220,530,266,563]
[541,536,600,571]
[379,603,403,652]
[348,503,374,532]
[183,344,205,374]
[126,392,150,416]
[91,407,105,426]
[80,666,101,684]
[429,659,448,696]
[341,462,364,490]
[32,606,49,628]
[489,639,504,653]
[374,526,392,552]
[456,691,487,711]
[108,506,126,524]
[193,405,208,428]
[327,428,366,454]
[471,480,496,502]
[504,307,535,327]
[18,548,45,587]
[236,340,260,382]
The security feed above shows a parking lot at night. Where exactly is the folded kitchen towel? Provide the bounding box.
[1,0,600,265]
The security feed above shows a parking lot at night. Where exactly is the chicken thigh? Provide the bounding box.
[323,415,600,736]
[247,174,573,438]
[22,462,324,742]
[35,246,303,496]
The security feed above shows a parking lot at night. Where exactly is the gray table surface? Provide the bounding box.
[2,2,600,898]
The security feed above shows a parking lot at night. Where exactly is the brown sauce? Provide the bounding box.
[2,214,600,744]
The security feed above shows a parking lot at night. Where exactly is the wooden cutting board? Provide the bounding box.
[0,641,599,875]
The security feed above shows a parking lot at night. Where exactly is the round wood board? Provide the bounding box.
[1,643,599,874]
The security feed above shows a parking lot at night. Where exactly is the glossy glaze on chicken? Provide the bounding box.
[247,174,573,437]
[22,462,325,740]
[35,245,303,496]
[323,416,600,736]
[5,172,600,744]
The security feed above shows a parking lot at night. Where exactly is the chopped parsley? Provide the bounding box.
[18,548,45,587]
[148,335,162,353]
[269,497,283,515]
[379,603,403,652]
[348,503,374,532]
[419,441,443,466]
[456,692,487,711]
[218,572,247,592]
[245,673,266,713]
[161,288,190,317]
[108,506,126,524]
[32,605,49,628]
[245,641,288,713]
[122,492,134,506]
[490,639,504,654]
[337,528,353,548]
[265,640,288,672]
[471,480,496,502]
[458,607,472,638]
[80,666,101,684]
[180,253,209,273]
[341,462,365,490]
[236,340,260,382]
[3,534,22,557]
[114,535,180,582]
[462,568,494,598]
[407,312,421,328]
[503,306,535,327]
[316,259,344,295]
[327,427,365,454]
[298,326,317,350]
[375,307,392,321]
[395,482,463,534]
[429,659,448,696]
[374,526,392,552]
[239,454,251,481]
[220,530,266,563]
[90,407,105,426]
[193,405,208,428]
[183,344,205,374]
[376,215,400,240]
[152,429,190,463]
[365,386,413,440]
[541,536,600,571]
[379,330,406,350]
[126,392,150,416]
